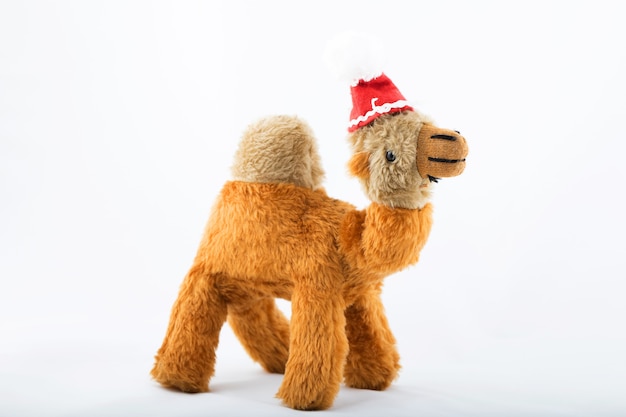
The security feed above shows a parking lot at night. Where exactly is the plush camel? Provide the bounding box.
[151,37,468,410]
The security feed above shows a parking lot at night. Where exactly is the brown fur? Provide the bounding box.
[151,112,464,410]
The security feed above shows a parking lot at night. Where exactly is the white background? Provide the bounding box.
[1,1,625,416]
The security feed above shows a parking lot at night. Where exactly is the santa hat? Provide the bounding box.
[324,32,413,132]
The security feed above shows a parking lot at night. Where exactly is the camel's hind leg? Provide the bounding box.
[343,292,400,390]
[151,267,227,393]
[227,297,290,374]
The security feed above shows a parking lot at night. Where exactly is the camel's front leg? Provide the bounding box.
[276,285,348,410]
[344,291,400,390]
[151,267,227,393]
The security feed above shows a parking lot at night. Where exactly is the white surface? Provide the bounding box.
[1,1,625,416]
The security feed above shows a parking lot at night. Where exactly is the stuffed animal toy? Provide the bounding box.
[150,33,468,410]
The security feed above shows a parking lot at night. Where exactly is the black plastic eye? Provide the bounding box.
[385,150,396,162]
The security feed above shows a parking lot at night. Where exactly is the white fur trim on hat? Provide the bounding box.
[348,98,412,129]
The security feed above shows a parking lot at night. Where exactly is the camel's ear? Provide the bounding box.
[348,152,370,179]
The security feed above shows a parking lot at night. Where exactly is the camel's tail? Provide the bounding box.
[231,115,325,190]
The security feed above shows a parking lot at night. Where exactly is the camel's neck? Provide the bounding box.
[340,202,434,278]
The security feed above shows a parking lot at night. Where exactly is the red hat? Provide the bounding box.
[348,73,413,132]
[324,31,414,132]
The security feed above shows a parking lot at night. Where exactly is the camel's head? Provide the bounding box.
[326,31,469,208]
[347,110,467,209]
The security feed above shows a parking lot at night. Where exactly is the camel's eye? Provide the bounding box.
[385,150,396,162]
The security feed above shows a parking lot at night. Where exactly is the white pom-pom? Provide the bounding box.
[323,31,386,86]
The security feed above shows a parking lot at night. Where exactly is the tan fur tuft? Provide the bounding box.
[231,115,325,190]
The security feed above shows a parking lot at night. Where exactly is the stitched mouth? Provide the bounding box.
[428,157,466,163]
[431,134,457,141]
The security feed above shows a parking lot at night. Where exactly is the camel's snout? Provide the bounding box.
[416,124,468,180]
